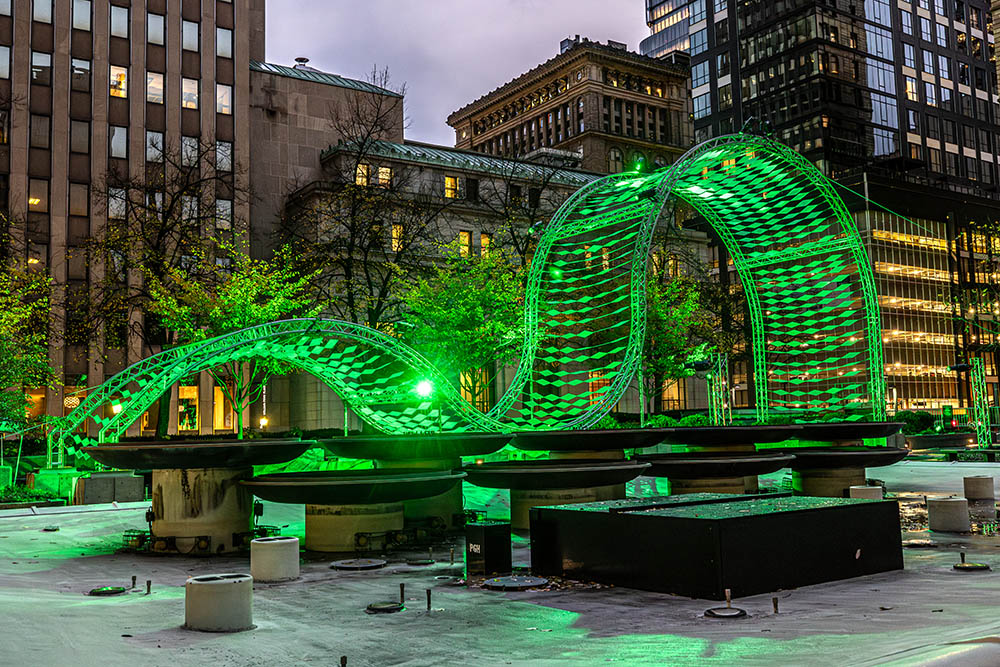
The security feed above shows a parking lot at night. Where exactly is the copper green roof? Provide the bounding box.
[322,139,601,187]
[249,61,402,97]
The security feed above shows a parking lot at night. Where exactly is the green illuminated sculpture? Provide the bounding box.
[53,133,884,453]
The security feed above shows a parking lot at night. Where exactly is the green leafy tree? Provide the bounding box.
[400,244,524,410]
[145,246,320,438]
[0,270,55,425]
[641,276,706,413]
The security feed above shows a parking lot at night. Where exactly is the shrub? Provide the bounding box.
[894,410,935,435]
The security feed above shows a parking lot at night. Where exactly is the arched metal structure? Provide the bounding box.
[53,133,884,453]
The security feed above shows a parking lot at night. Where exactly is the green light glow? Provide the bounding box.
[415,380,434,398]
[52,133,885,454]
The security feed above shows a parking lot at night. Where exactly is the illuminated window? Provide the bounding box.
[182,78,199,109]
[355,163,370,185]
[460,367,493,412]
[216,84,233,115]
[588,370,611,406]
[444,175,459,198]
[178,385,199,431]
[391,223,404,252]
[110,65,128,98]
[904,76,918,102]
[110,6,128,37]
[213,385,234,431]
[480,232,492,255]
[146,72,164,104]
[377,166,392,187]
[458,230,472,256]
[28,179,48,212]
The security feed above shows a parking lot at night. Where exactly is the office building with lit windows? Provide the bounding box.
[640,0,1000,412]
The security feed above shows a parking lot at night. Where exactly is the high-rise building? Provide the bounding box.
[447,36,692,174]
[640,0,1000,413]
[4,0,259,429]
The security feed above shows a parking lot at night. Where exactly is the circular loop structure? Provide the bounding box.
[50,133,886,454]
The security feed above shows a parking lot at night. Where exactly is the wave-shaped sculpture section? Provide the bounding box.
[53,132,884,452]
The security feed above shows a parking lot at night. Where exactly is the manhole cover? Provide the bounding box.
[434,575,454,581]
[365,601,403,614]
[42,526,59,532]
[88,586,128,597]
[483,575,548,591]
[407,559,435,566]
[954,561,991,571]
[705,606,747,619]
[331,558,387,571]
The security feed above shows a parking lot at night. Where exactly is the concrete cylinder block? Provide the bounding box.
[964,476,995,501]
[250,536,300,582]
[184,573,254,632]
[927,497,971,533]
[849,485,884,500]
[509,486,623,531]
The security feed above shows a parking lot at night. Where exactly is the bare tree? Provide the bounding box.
[276,68,452,330]
[73,136,249,437]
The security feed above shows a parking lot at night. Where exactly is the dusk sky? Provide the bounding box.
[265,1,650,146]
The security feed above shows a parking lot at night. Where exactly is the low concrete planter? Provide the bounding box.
[0,500,67,511]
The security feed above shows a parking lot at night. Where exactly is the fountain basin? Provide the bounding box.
[82,439,313,469]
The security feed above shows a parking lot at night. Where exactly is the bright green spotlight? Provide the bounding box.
[415,380,434,397]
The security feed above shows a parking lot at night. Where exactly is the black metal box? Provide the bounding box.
[465,520,512,575]
[530,494,903,600]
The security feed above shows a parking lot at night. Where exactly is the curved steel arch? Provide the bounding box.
[54,133,884,453]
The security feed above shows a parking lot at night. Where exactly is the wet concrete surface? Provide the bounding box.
[3,462,1000,665]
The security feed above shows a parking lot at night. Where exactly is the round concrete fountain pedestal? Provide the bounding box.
[792,467,867,498]
[375,458,463,530]
[150,467,253,554]
[304,502,404,552]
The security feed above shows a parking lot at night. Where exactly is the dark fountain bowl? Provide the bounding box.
[786,447,909,470]
[634,452,796,479]
[240,469,467,505]
[462,459,651,491]
[81,439,314,470]
[652,425,803,448]
[319,432,513,460]
[511,428,672,452]
[794,422,904,442]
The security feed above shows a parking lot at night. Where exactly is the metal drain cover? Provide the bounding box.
[365,601,403,614]
[406,559,434,566]
[954,561,991,571]
[705,606,747,618]
[331,558,387,571]
[88,586,128,596]
[483,575,548,591]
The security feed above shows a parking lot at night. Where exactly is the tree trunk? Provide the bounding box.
[155,386,171,439]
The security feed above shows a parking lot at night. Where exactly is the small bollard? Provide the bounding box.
[145,579,152,595]
[725,589,732,608]
[450,547,455,565]
[131,575,136,589]
[340,657,347,667]
[429,547,434,562]
[772,597,779,614]
[426,589,432,612]
[399,583,405,604]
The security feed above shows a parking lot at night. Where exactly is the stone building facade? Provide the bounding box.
[447,36,692,174]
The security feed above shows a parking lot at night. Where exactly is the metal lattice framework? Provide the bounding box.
[51,133,885,453]
[971,357,993,446]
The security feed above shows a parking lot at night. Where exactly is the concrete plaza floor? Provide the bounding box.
[3,461,1000,665]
